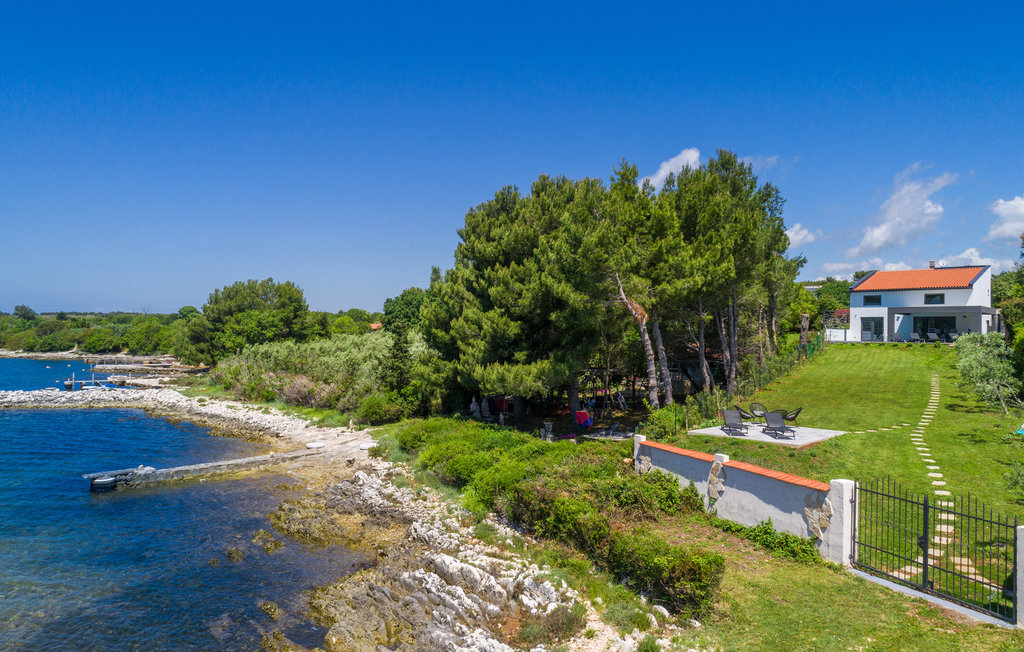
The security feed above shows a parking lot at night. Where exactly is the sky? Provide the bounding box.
[2,2,1022,313]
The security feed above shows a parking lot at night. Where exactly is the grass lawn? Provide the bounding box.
[653,514,1024,651]
[668,343,1024,518]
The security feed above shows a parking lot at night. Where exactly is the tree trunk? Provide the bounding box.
[756,303,765,367]
[768,290,779,354]
[715,310,731,393]
[568,378,581,414]
[728,293,740,394]
[615,273,660,410]
[650,307,674,405]
[697,298,713,391]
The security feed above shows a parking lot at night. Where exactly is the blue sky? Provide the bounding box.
[2,3,1022,313]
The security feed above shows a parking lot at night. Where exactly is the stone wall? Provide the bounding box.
[634,435,854,565]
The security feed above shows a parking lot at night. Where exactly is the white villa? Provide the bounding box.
[827,264,1001,342]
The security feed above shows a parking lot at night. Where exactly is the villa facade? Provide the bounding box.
[829,264,1000,342]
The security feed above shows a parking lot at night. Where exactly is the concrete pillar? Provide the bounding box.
[800,314,809,346]
[1017,525,1024,627]
[633,434,646,459]
[823,479,856,566]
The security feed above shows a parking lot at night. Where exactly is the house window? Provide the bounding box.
[924,293,945,305]
[863,295,881,306]
[861,317,884,341]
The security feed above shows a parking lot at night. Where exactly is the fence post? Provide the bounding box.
[1017,525,1024,627]
[822,479,856,566]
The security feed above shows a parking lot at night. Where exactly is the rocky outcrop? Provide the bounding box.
[303,466,582,651]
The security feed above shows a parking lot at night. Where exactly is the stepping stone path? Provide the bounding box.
[889,374,992,585]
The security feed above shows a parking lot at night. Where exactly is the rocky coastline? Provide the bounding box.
[271,460,631,652]
[1,383,664,650]
[0,386,369,451]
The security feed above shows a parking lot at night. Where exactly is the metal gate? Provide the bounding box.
[853,478,1017,622]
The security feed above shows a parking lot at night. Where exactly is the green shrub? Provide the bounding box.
[517,601,587,646]
[680,481,705,513]
[710,517,822,564]
[606,528,724,616]
[603,602,651,633]
[637,634,661,652]
[1006,462,1024,503]
[593,470,688,518]
[356,391,409,425]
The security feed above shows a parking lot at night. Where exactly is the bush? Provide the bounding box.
[711,517,822,564]
[604,602,652,633]
[1006,462,1024,503]
[637,634,661,652]
[593,470,689,518]
[356,391,409,425]
[606,528,724,616]
[516,601,587,646]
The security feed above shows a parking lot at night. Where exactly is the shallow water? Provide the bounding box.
[0,359,363,650]
[0,357,105,391]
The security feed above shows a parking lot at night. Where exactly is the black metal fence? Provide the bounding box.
[853,478,1017,622]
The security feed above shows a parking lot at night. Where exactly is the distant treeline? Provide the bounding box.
[0,294,383,357]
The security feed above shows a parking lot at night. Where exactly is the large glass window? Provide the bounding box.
[863,295,881,306]
[924,293,945,305]
[861,317,884,341]
[913,316,956,337]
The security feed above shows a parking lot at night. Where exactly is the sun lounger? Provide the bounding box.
[723,410,748,436]
[763,411,793,439]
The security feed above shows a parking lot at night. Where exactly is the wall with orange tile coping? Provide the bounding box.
[634,436,854,565]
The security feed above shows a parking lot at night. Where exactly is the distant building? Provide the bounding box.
[370,322,383,331]
[827,263,999,342]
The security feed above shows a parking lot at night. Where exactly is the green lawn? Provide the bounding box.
[669,343,1024,518]
[654,515,1024,652]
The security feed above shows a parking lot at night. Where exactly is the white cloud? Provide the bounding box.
[786,223,819,249]
[845,164,957,258]
[937,247,1015,273]
[818,257,911,280]
[643,147,700,188]
[740,154,780,173]
[985,195,1024,241]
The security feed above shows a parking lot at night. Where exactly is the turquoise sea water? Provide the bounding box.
[0,359,362,650]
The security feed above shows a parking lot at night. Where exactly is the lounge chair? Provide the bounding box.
[781,407,802,425]
[909,333,923,343]
[735,405,756,421]
[749,402,768,422]
[723,410,748,436]
[763,411,793,439]
[926,332,941,343]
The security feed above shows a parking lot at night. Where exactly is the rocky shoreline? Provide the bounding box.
[1,383,668,650]
[272,460,629,652]
[0,348,176,361]
[0,387,371,451]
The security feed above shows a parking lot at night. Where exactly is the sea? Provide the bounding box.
[0,358,363,650]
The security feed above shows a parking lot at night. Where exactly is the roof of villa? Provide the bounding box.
[850,266,988,292]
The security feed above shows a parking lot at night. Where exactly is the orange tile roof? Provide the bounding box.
[851,266,986,292]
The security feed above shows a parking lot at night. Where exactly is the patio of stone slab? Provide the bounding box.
[688,421,846,447]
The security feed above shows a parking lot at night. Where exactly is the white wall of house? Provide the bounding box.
[967,268,992,306]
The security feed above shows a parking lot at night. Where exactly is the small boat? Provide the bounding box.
[90,477,117,492]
